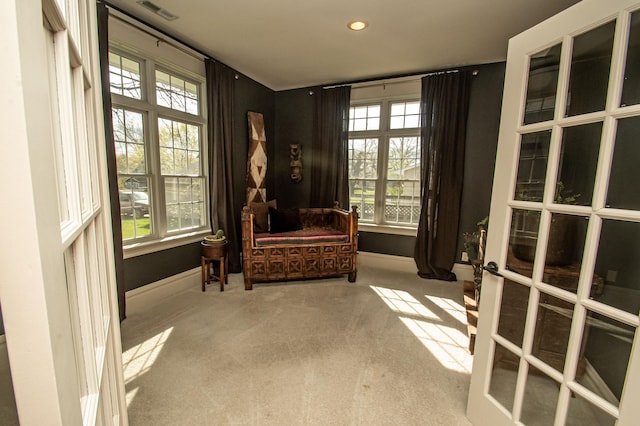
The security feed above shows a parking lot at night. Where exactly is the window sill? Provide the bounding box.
[123,229,212,259]
[358,223,417,237]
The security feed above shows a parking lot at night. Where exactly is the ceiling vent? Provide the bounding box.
[136,1,178,21]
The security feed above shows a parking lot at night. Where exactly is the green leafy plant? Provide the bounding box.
[554,181,580,204]
[517,181,580,204]
[463,215,488,264]
[215,228,225,239]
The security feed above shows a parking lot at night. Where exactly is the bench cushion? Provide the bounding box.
[254,227,349,247]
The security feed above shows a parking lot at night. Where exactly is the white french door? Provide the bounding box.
[467,0,640,425]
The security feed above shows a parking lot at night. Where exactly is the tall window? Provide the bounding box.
[109,50,207,245]
[348,100,421,227]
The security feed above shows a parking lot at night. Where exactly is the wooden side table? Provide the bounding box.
[201,241,228,292]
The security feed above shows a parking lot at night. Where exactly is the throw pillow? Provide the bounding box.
[268,207,303,234]
[250,199,277,233]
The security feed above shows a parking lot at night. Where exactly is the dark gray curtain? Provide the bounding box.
[414,71,472,281]
[97,2,126,321]
[310,86,351,208]
[206,59,241,273]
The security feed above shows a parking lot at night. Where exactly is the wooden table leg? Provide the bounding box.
[225,256,229,284]
[201,256,206,292]
[219,255,226,292]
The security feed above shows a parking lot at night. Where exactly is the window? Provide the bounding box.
[348,100,421,227]
[109,50,207,246]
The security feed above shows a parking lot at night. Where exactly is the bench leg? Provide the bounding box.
[244,278,253,291]
[348,271,357,282]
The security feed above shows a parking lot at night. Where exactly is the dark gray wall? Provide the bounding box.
[272,87,317,208]
[124,243,202,291]
[269,63,505,260]
[233,73,276,220]
[124,71,275,292]
[357,232,415,257]
[455,62,505,262]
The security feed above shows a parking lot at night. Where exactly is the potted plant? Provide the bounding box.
[203,229,226,245]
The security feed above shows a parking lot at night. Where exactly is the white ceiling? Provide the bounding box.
[107,0,581,91]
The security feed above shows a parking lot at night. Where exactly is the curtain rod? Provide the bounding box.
[105,2,208,62]
[323,68,479,90]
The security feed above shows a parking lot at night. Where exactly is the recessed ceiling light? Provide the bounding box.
[348,20,368,31]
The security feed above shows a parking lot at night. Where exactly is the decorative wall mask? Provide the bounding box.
[290,144,303,183]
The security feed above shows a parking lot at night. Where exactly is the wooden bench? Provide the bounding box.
[241,203,358,290]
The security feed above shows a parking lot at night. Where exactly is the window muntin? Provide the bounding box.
[158,117,201,175]
[155,70,199,115]
[385,136,420,225]
[390,101,420,129]
[112,108,146,173]
[158,117,205,233]
[118,179,152,240]
[348,100,421,228]
[108,52,142,99]
[349,105,380,131]
[110,47,207,246]
[112,107,152,241]
[165,177,205,232]
[348,138,378,222]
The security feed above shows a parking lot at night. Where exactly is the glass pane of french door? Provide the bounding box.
[469,2,640,425]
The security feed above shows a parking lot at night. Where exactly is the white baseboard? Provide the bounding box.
[125,267,200,317]
[358,252,474,282]
[453,263,474,282]
[358,251,417,272]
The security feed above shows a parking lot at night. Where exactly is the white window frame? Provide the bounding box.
[109,44,209,256]
[348,97,421,236]
[1,0,128,423]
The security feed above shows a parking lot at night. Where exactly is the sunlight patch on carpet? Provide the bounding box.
[371,285,471,374]
[399,317,472,373]
[122,327,174,385]
[425,295,467,326]
[370,285,439,320]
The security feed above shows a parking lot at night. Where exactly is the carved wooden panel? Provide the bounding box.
[304,258,320,273]
[339,244,352,253]
[287,259,303,275]
[251,261,266,275]
[268,261,285,275]
[251,248,266,258]
[322,257,337,273]
[337,256,352,272]
[287,247,302,257]
[322,246,337,255]
[268,247,285,257]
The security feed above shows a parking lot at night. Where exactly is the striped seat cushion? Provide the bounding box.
[254,227,349,247]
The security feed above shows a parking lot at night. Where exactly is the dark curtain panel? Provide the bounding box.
[414,71,472,281]
[97,2,126,320]
[310,86,351,208]
[206,59,241,273]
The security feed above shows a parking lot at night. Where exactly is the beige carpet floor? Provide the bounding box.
[121,254,474,425]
